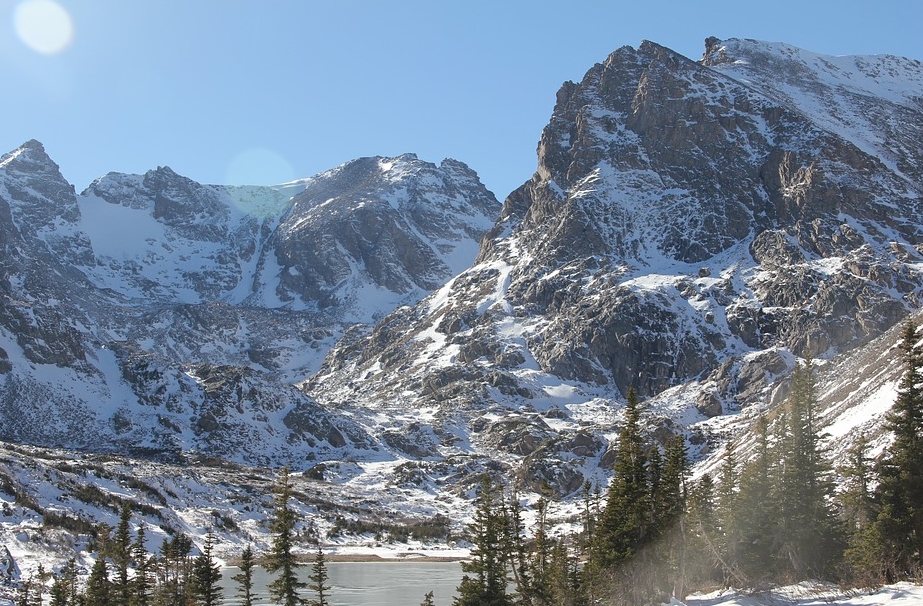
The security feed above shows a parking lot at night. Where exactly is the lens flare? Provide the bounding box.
[14,0,74,55]
[225,148,300,217]
[225,147,296,186]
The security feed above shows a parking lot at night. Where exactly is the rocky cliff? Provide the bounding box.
[1,36,921,524]
[0,141,499,464]
[304,38,923,495]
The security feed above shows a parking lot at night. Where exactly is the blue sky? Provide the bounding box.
[2,1,922,201]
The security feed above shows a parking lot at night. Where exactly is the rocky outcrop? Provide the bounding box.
[305,37,923,496]
[0,140,498,470]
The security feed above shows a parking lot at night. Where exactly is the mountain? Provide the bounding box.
[303,37,923,496]
[0,36,922,579]
[0,141,499,464]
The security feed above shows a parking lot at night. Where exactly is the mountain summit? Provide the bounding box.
[0,144,499,463]
[0,38,921,552]
[304,37,923,494]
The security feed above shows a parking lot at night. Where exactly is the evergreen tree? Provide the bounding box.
[231,544,256,606]
[50,558,79,606]
[776,360,843,579]
[453,474,512,606]
[17,572,34,606]
[873,320,923,578]
[84,556,111,606]
[307,548,330,606]
[660,435,689,600]
[266,465,306,606]
[838,433,875,532]
[132,524,153,606]
[191,530,223,606]
[591,388,651,571]
[548,538,586,606]
[686,474,724,587]
[525,497,554,606]
[156,533,194,606]
[658,436,688,533]
[112,503,134,606]
[420,591,436,606]
[728,416,778,583]
[50,575,68,606]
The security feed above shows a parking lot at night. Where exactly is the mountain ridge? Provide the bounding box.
[0,36,921,579]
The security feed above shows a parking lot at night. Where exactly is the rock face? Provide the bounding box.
[305,38,923,495]
[2,37,923,503]
[0,142,499,466]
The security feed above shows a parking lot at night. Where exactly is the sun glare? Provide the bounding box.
[14,0,74,55]
[225,147,296,187]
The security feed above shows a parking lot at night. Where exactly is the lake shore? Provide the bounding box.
[228,546,469,566]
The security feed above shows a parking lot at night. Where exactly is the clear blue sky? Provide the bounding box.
[2,0,921,201]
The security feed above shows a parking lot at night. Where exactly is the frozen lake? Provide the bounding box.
[219,560,463,606]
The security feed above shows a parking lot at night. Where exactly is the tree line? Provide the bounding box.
[18,466,331,606]
[18,321,923,605]
[451,320,923,605]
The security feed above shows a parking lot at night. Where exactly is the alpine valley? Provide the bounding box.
[2,36,923,582]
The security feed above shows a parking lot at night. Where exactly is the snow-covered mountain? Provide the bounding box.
[304,37,923,496]
[0,140,498,463]
[1,36,923,585]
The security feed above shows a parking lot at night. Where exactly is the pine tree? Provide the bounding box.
[17,572,34,606]
[50,558,79,606]
[548,537,586,606]
[231,544,256,606]
[873,319,923,578]
[453,474,512,606]
[156,533,194,606]
[420,591,436,606]
[112,503,134,606]
[266,465,306,606]
[729,416,778,583]
[591,388,651,571]
[132,524,153,606]
[660,435,689,600]
[838,433,875,532]
[526,497,554,606]
[84,556,111,606]
[191,530,223,606]
[686,474,724,587]
[775,360,843,579]
[307,548,331,606]
[50,575,68,606]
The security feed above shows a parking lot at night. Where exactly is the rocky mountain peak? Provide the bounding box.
[270,153,499,319]
[305,38,923,497]
[0,138,499,471]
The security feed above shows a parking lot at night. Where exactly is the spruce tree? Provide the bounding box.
[156,533,194,606]
[266,465,306,606]
[84,556,111,606]
[453,474,512,606]
[307,548,331,606]
[873,319,923,578]
[50,558,79,606]
[526,497,554,606]
[776,360,843,579]
[192,530,223,606]
[420,590,436,606]
[728,416,778,583]
[112,502,133,606]
[231,543,256,606]
[132,524,153,606]
[591,388,651,571]
[661,435,689,600]
[838,433,875,532]
[50,575,68,606]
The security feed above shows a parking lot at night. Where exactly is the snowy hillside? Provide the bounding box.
[1,36,923,593]
[0,140,498,462]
